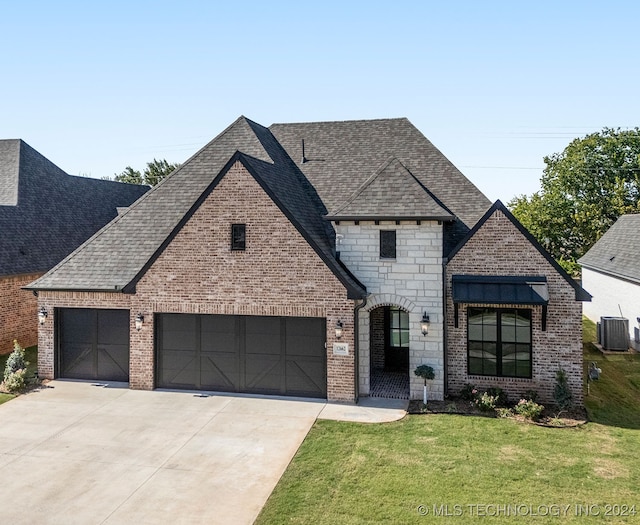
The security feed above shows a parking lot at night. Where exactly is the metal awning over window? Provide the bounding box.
[452,275,549,305]
[451,275,549,330]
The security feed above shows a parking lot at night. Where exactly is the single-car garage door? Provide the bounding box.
[156,314,326,398]
[58,308,130,381]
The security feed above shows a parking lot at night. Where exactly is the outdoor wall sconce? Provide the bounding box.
[421,313,430,336]
[38,306,48,325]
[135,313,144,331]
[335,320,343,339]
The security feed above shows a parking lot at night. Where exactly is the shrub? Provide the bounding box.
[485,387,509,407]
[474,392,498,412]
[460,383,478,401]
[554,368,573,411]
[496,407,513,418]
[4,340,28,381]
[514,399,545,421]
[414,365,435,382]
[2,369,27,392]
[2,340,31,393]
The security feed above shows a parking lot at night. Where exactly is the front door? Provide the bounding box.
[384,306,409,371]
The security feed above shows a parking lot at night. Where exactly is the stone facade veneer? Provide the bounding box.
[335,221,445,400]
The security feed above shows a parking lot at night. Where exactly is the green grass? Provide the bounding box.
[582,318,640,428]
[257,318,640,524]
[0,345,38,406]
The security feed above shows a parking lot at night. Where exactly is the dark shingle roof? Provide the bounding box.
[578,214,640,284]
[270,118,490,229]
[28,117,367,298]
[326,157,453,220]
[0,139,149,276]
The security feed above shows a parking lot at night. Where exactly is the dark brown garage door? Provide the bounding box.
[58,308,130,381]
[156,314,326,398]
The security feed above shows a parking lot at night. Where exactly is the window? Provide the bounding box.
[380,230,396,259]
[467,308,531,378]
[387,306,409,348]
[231,224,246,251]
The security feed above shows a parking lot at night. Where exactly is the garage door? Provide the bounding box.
[156,314,326,398]
[58,308,130,381]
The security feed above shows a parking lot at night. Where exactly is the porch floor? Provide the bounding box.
[370,368,409,399]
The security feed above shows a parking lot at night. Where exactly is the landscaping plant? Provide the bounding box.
[514,399,545,421]
[414,364,434,406]
[2,340,29,393]
[554,368,573,413]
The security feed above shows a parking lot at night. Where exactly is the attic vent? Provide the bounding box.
[597,317,629,351]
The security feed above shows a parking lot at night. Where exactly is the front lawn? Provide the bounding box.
[257,319,640,524]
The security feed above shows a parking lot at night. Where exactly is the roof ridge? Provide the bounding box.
[270,117,409,127]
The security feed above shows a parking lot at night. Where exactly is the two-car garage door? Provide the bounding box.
[156,314,327,398]
[57,309,327,398]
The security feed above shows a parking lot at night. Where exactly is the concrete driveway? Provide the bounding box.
[0,381,328,525]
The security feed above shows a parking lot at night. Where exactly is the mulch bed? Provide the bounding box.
[408,398,588,427]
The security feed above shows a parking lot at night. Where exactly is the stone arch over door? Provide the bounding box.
[363,294,417,315]
[358,294,417,397]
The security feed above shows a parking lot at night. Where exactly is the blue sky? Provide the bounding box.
[2,1,638,202]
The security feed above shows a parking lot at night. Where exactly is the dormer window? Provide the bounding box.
[231,224,246,251]
[380,230,396,259]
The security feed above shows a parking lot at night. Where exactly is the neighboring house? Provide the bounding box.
[27,117,590,404]
[0,139,149,354]
[579,214,640,351]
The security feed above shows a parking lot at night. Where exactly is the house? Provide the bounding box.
[27,117,590,404]
[579,214,640,351]
[0,139,149,354]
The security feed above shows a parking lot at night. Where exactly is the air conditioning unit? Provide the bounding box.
[598,317,629,351]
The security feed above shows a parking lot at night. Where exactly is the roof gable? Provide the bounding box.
[578,214,640,284]
[448,200,591,302]
[28,117,275,291]
[28,118,366,299]
[325,157,453,220]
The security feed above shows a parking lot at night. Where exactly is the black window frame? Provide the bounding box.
[385,306,410,349]
[231,224,246,251]
[466,307,532,379]
[380,230,396,259]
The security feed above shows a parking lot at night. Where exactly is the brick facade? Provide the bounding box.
[445,209,584,405]
[370,307,385,369]
[38,162,357,401]
[0,273,43,355]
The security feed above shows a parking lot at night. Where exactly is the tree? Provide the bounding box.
[509,128,640,275]
[114,158,180,186]
[114,166,144,185]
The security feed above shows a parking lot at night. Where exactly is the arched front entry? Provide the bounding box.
[359,294,417,399]
[369,305,410,398]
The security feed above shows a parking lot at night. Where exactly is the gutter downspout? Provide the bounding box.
[353,297,368,403]
[442,257,449,399]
